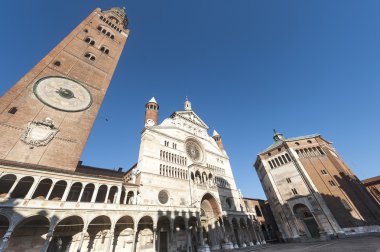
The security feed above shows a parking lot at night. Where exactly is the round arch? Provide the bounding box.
[48,215,84,252]
[86,215,112,251]
[0,174,16,197]
[293,203,320,238]
[113,215,134,252]
[136,216,154,252]
[8,215,50,251]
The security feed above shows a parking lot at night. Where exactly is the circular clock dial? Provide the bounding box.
[185,140,203,162]
[145,119,155,127]
[33,76,92,112]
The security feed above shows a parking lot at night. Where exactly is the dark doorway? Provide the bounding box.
[293,204,320,238]
[159,231,168,252]
[47,236,72,252]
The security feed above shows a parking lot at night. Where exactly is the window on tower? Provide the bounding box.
[84,37,95,46]
[8,107,17,114]
[100,46,110,54]
[84,52,96,61]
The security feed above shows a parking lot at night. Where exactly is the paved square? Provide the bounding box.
[239,235,380,252]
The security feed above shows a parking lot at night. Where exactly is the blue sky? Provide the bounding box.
[1,1,379,199]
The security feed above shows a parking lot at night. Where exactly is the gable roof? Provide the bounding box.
[258,134,323,154]
[170,110,209,129]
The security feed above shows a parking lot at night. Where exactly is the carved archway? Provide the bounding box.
[293,204,320,238]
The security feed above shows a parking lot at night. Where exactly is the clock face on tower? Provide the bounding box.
[145,119,155,127]
[185,140,204,162]
[33,76,92,112]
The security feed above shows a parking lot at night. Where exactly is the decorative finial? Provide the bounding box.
[273,129,277,134]
[184,97,192,111]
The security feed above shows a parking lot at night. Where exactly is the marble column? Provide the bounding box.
[76,227,87,252]
[25,176,41,200]
[45,181,56,200]
[0,229,13,252]
[132,226,138,252]
[41,227,55,252]
[153,227,157,252]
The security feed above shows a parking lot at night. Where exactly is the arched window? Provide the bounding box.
[84,37,95,46]
[84,52,96,61]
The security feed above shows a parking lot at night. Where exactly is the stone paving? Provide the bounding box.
[233,235,380,252]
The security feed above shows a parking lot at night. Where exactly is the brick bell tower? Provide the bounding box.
[0,7,129,171]
[212,130,224,151]
[144,97,159,127]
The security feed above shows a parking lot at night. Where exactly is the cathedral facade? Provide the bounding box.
[0,7,265,252]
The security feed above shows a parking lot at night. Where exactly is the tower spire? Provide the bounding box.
[145,97,159,127]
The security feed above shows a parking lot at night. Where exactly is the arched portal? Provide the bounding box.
[8,215,50,251]
[85,215,112,251]
[293,204,320,238]
[136,216,154,252]
[113,216,134,252]
[200,193,221,247]
[47,216,84,252]
[157,216,170,252]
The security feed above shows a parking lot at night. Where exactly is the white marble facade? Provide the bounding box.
[0,98,265,252]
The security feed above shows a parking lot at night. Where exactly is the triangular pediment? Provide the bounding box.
[170,111,209,129]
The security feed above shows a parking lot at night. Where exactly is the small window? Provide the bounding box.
[97,26,102,31]
[278,148,282,152]
[329,180,337,186]
[8,107,17,114]
[321,169,327,175]
[307,140,312,144]
[267,152,271,156]
[100,46,110,54]
[268,161,273,169]
[295,142,300,146]
[84,29,88,33]
[110,35,115,39]
[317,147,325,155]
[84,53,96,61]
[291,188,298,195]
[53,61,61,67]
[286,178,291,183]
[84,37,95,46]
